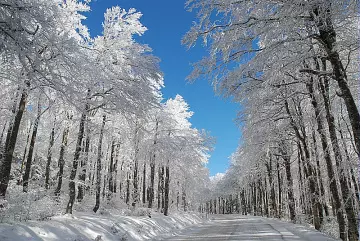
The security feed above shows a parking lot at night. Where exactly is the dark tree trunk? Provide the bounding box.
[142,163,146,204]
[182,188,187,211]
[318,75,358,240]
[312,128,329,217]
[265,155,277,217]
[132,126,140,206]
[306,76,346,238]
[23,99,42,192]
[20,122,32,182]
[280,147,296,222]
[161,166,165,210]
[148,120,158,208]
[93,115,106,213]
[276,159,282,218]
[0,88,27,197]
[77,123,90,202]
[164,163,170,216]
[284,98,321,230]
[66,94,89,214]
[108,140,115,194]
[297,148,306,214]
[126,173,130,204]
[45,120,55,189]
[157,166,162,210]
[54,122,70,197]
[113,144,119,194]
[312,5,360,160]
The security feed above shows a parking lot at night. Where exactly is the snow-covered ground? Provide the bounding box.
[0,211,206,241]
[164,214,340,241]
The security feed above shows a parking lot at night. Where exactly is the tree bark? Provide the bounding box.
[23,99,42,192]
[164,163,170,216]
[66,95,89,214]
[77,122,90,202]
[142,163,146,204]
[0,87,27,197]
[284,98,321,230]
[93,115,106,213]
[306,77,345,237]
[45,120,55,189]
[54,122,70,197]
[318,75,358,240]
[148,120,158,208]
[312,4,360,160]
[280,146,296,222]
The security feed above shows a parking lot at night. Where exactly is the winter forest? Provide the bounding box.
[0,1,359,241]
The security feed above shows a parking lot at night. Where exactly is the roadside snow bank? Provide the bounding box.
[0,211,207,241]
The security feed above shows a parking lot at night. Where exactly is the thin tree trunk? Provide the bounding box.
[164,162,170,216]
[0,87,28,197]
[142,163,146,204]
[77,122,90,202]
[45,120,56,189]
[19,122,32,182]
[108,140,115,195]
[23,99,42,192]
[148,120,158,208]
[318,74,358,240]
[285,98,321,230]
[280,146,296,222]
[306,77,345,237]
[66,93,89,214]
[276,158,282,218]
[54,122,70,197]
[266,155,277,217]
[312,4,360,159]
[93,115,106,213]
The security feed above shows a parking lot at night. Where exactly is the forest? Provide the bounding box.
[0,0,212,224]
[185,1,359,240]
[0,0,359,241]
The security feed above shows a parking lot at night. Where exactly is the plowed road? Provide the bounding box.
[164,215,339,241]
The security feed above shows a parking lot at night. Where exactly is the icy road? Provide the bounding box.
[164,215,338,241]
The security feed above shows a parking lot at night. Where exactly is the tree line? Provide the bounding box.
[0,0,212,220]
[184,1,359,240]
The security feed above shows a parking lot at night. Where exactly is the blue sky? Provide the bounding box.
[83,0,241,176]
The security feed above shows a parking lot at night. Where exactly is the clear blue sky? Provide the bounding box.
[83,0,241,176]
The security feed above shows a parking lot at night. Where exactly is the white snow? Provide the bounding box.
[0,211,206,241]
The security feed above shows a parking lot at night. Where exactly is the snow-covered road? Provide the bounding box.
[164,215,338,241]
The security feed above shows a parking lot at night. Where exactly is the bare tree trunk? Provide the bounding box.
[54,120,70,197]
[108,140,115,195]
[280,145,296,222]
[126,172,130,204]
[77,122,90,202]
[276,159,282,218]
[312,4,360,159]
[164,163,170,216]
[284,98,321,230]
[265,155,277,217]
[45,120,55,189]
[318,75,358,240]
[142,163,146,204]
[132,125,140,206]
[23,99,42,192]
[148,120,158,209]
[19,122,32,183]
[0,87,27,197]
[157,166,162,210]
[66,94,89,214]
[93,115,106,213]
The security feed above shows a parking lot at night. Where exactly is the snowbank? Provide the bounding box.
[0,211,207,241]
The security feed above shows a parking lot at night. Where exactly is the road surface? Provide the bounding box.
[164,215,338,241]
